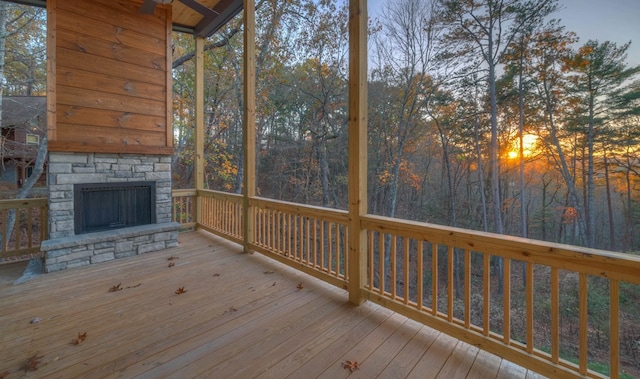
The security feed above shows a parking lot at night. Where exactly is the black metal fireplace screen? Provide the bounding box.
[74,181,156,234]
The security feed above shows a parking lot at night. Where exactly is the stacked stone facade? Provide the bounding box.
[42,152,179,272]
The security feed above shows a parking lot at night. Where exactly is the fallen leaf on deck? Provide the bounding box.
[213,273,220,277]
[175,287,187,295]
[108,283,123,292]
[168,262,175,267]
[297,282,304,290]
[167,256,179,261]
[24,352,43,372]
[342,360,360,372]
[71,332,88,345]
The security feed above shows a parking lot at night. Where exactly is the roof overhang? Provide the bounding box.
[7,0,243,38]
[172,0,244,37]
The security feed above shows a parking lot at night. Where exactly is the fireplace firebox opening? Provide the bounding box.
[74,181,156,235]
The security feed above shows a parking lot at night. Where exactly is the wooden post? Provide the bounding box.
[243,0,256,253]
[195,36,205,227]
[347,0,368,305]
[46,0,57,143]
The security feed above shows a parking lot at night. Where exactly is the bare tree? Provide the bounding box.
[437,0,558,234]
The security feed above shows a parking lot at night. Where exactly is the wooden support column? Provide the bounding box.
[242,0,256,253]
[347,0,368,305]
[195,36,205,227]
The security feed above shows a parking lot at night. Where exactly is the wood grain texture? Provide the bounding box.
[0,231,537,378]
[49,0,172,154]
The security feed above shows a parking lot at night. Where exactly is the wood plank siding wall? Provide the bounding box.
[47,0,173,155]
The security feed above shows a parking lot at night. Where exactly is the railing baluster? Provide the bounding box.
[483,253,490,336]
[327,222,336,274]
[465,249,471,328]
[320,219,325,270]
[417,241,423,310]
[504,257,511,344]
[610,279,620,379]
[447,245,454,322]
[336,224,341,277]
[432,243,438,316]
[379,231,385,294]
[293,215,298,261]
[579,273,588,375]
[287,213,292,259]
[404,237,409,304]
[391,234,396,299]
[551,268,559,364]
[343,226,348,280]
[526,262,534,353]
[313,218,318,268]
[368,231,374,290]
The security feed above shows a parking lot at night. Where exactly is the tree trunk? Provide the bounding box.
[602,149,615,250]
[543,84,589,246]
[2,137,47,249]
[586,88,596,248]
[474,110,488,232]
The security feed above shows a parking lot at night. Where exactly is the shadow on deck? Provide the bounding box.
[0,230,544,378]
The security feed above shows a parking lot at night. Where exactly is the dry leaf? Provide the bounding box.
[296,282,303,290]
[72,332,88,345]
[175,287,187,295]
[24,352,43,372]
[213,273,220,277]
[167,256,179,261]
[168,262,175,267]
[108,283,122,292]
[342,360,360,372]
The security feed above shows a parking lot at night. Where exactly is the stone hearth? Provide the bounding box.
[42,152,179,272]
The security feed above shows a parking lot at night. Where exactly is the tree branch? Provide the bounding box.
[172,28,240,69]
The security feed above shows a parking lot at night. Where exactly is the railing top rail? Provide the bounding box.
[172,189,197,197]
[197,189,243,203]
[362,214,640,284]
[0,198,48,210]
[250,196,349,223]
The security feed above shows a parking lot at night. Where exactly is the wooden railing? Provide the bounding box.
[0,198,48,259]
[198,190,243,244]
[172,189,640,379]
[249,197,349,289]
[361,215,640,379]
[172,189,196,230]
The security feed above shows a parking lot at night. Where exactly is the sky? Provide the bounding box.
[367,0,640,67]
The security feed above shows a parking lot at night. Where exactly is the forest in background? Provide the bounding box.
[172,0,640,254]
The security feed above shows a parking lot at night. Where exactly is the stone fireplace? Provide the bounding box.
[42,152,180,272]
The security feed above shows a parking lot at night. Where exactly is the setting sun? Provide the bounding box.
[508,134,539,159]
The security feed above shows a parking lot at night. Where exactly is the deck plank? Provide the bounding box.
[407,331,459,379]
[436,341,480,379]
[0,230,531,379]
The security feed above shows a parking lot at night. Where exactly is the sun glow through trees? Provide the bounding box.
[508,134,539,159]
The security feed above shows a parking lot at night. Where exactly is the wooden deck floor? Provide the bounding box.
[1,231,544,379]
